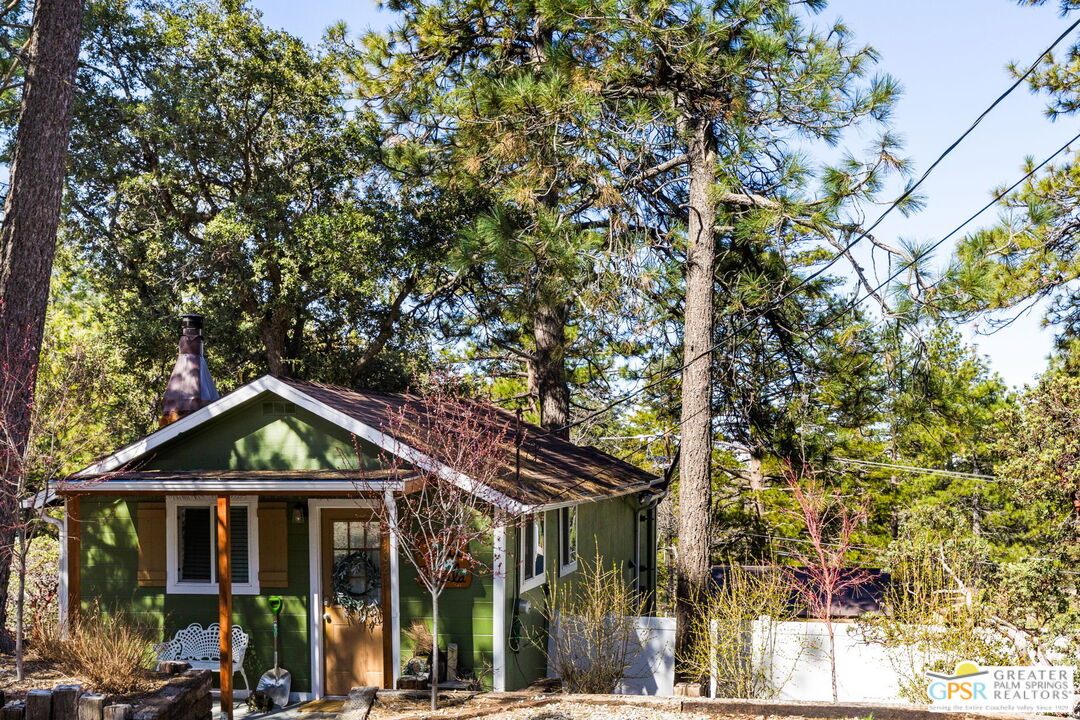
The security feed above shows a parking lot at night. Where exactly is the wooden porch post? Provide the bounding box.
[216,496,233,720]
[65,496,80,628]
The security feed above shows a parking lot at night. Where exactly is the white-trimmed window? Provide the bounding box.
[165,496,260,594]
[520,514,546,592]
[558,506,578,576]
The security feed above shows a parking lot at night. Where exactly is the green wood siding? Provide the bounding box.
[397,542,495,687]
[80,496,312,691]
[145,395,383,471]
[504,494,649,691]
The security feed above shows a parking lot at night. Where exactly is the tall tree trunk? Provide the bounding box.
[0,0,85,638]
[523,14,571,439]
[260,310,289,377]
[430,590,440,711]
[674,116,716,675]
[15,535,25,680]
[531,298,570,437]
[747,449,766,519]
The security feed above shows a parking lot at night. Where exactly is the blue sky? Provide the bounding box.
[251,0,1079,389]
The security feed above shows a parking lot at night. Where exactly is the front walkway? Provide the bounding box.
[233,699,342,720]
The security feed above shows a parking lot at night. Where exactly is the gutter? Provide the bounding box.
[524,475,666,514]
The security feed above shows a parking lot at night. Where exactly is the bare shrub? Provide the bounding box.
[38,603,157,694]
[357,375,516,710]
[5,531,59,651]
[857,541,1022,703]
[782,463,870,703]
[541,555,650,694]
[403,618,434,656]
[682,565,799,698]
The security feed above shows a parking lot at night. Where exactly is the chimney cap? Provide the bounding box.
[180,313,204,330]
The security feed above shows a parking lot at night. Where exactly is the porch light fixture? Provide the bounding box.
[291,504,306,524]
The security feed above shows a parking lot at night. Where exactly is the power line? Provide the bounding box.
[790,126,1080,354]
[563,125,1080,440]
[744,533,1080,576]
[720,9,1080,339]
[554,17,1080,437]
[833,457,999,482]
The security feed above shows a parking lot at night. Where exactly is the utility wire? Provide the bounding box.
[833,457,999,482]
[563,125,1080,441]
[721,8,1080,335]
[787,126,1080,355]
[747,533,1080,576]
[553,17,1080,437]
[591,127,1080,490]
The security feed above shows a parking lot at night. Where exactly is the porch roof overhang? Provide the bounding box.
[51,468,407,495]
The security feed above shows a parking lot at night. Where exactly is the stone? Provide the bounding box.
[52,685,82,720]
[79,695,106,720]
[24,690,51,720]
[1,702,25,720]
[156,663,191,676]
[673,682,703,697]
[132,670,212,720]
[341,687,377,720]
[103,706,132,720]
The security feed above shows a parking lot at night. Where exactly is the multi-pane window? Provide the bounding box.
[167,497,258,594]
[559,506,578,575]
[521,514,546,591]
[331,519,381,596]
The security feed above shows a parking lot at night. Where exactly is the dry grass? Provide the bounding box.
[403,619,434,656]
[540,557,650,695]
[33,604,158,695]
[682,565,800,699]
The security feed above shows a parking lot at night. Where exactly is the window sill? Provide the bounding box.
[520,573,546,593]
[166,583,261,595]
[558,561,578,578]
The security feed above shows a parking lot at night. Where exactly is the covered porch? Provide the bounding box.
[52,468,462,717]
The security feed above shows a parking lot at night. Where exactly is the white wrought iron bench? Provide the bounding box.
[155,623,250,690]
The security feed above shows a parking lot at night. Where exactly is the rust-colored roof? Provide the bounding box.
[274,376,660,506]
[74,469,402,483]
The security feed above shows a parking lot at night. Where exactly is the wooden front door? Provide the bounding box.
[321,509,389,694]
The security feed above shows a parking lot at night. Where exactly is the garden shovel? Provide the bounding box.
[256,596,292,708]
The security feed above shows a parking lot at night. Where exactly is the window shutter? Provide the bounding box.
[258,502,288,587]
[136,502,166,587]
[229,507,249,584]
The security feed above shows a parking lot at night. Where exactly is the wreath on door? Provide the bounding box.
[331,550,382,624]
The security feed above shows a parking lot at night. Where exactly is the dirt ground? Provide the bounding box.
[446,704,810,720]
[0,653,160,704]
[362,694,831,720]
[369,700,715,720]
[0,654,88,699]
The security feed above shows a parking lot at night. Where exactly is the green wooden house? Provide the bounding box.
[53,317,663,699]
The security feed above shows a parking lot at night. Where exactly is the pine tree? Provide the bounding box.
[590,0,900,665]
[0,0,84,638]
[351,0,642,434]
[947,1,1080,343]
